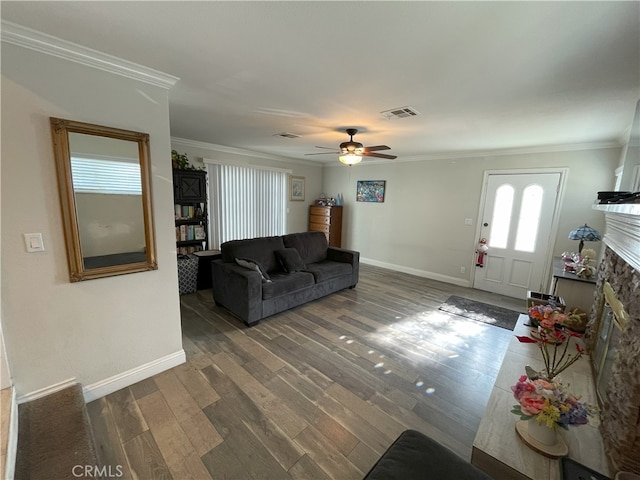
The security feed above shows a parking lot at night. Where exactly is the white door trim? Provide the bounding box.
[471,167,569,294]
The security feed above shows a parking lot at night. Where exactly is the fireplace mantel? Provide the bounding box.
[593,204,640,273]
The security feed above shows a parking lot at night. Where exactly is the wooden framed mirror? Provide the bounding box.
[50,118,158,281]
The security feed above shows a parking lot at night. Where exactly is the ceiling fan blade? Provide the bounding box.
[364,145,390,152]
[304,151,339,156]
[314,146,337,150]
[363,152,397,159]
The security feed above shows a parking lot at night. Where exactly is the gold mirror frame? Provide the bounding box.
[50,117,158,282]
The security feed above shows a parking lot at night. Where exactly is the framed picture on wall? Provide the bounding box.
[357,180,386,203]
[290,176,305,201]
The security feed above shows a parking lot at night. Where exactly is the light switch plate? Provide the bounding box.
[24,233,45,252]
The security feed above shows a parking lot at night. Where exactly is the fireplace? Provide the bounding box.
[591,281,627,406]
[587,206,640,475]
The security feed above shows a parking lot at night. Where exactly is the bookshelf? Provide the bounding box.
[173,169,208,254]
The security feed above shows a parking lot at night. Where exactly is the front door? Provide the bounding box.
[473,172,563,298]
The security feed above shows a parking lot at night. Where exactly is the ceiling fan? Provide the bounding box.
[305,128,397,165]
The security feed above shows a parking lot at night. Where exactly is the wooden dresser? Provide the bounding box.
[308,205,342,247]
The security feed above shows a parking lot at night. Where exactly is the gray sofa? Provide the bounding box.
[211,231,359,326]
[364,430,493,479]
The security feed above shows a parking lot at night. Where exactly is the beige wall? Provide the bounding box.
[322,148,620,286]
[171,140,324,234]
[1,43,183,396]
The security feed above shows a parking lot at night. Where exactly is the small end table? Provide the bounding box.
[193,250,222,290]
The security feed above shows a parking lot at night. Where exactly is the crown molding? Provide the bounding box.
[291,140,627,168]
[396,140,624,163]
[177,136,623,168]
[171,137,320,167]
[1,21,179,89]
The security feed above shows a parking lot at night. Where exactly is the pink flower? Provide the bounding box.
[511,376,537,400]
[519,392,546,415]
[540,318,555,329]
[533,378,553,390]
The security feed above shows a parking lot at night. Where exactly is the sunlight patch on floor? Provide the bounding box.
[331,309,497,397]
[363,309,490,365]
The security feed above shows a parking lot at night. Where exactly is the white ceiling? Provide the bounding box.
[2,1,639,164]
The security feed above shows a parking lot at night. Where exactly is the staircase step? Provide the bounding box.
[15,384,98,479]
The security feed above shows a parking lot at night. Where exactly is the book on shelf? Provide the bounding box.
[177,245,203,255]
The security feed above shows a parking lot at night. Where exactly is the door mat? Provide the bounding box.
[438,295,522,330]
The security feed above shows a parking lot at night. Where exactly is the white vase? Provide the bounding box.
[528,418,557,445]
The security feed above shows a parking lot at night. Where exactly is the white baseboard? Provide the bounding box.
[4,388,18,480]
[17,377,78,404]
[360,257,472,288]
[83,349,186,403]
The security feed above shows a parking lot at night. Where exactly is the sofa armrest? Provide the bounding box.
[327,247,359,287]
[364,430,493,480]
[211,260,263,325]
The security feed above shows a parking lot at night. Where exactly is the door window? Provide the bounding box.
[515,185,544,252]
[489,184,514,249]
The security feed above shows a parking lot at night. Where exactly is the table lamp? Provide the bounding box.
[568,224,601,255]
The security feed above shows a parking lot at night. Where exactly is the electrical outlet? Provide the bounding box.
[460,266,466,274]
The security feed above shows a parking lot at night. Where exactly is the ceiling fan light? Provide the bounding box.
[339,154,362,165]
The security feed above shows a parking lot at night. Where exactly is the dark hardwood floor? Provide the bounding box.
[88,264,525,479]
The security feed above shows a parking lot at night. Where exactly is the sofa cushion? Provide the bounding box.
[262,271,315,300]
[221,236,284,273]
[275,248,306,273]
[303,260,352,283]
[235,257,272,282]
[282,232,327,265]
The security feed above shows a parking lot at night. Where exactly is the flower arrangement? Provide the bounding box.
[527,304,564,325]
[511,375,598,430]
[517,312,585,380]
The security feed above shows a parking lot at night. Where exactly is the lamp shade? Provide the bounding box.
[339,154,362,166]
[569,224,601,253]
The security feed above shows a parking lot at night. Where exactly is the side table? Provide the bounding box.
[550,257,597,313]
[193,250,221,290]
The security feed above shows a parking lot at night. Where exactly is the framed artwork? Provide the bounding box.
[290,175,305,201]
[357,180,386,203]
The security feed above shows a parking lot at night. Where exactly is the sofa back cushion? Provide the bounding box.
[221,236,285,273]
[283,232,327,265]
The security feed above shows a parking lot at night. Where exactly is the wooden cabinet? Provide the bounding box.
[309,205,342,247]
[174,169,207,202]
[173,170,208,254]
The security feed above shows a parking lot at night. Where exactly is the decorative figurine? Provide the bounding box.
[476,238,489,267]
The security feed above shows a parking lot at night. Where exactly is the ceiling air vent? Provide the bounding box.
[274,132,300,139]
[380,106,421,120]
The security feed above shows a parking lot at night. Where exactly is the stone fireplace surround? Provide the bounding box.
[587,205,640,474]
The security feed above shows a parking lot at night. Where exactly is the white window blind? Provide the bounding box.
[207,163,287,248]
[71,156,141,195]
